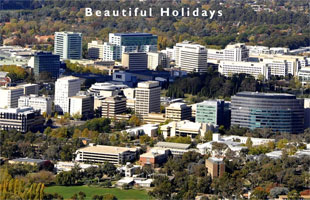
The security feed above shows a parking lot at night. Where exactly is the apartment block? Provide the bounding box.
[207,43,249,62]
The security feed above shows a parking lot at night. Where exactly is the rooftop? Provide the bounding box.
[10,158,46,163]
[155,142,191,150]
[235,91,296,99]
[0,107,35,114]
[112,33,155,37]
[76,145,138,154]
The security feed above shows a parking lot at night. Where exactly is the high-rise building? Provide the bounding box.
[218,60,269,80]
[101,95,127,119]
[231,92,304,133]
[18,95,52,115]
[54,76,81,114]
[196,100,230,127]
[165,102,191,122]
[174,41,208,73]
[135,81,160,117]
[305,98,310,129]
[0,107,44,133]
[0,86,24,108]
[69,92,94,119]
[33,52,60,78]
[122,52,147,71]
[147,52,166,70]
[54,32,82,60]
[205,157,225,178]
[107,33,157,60]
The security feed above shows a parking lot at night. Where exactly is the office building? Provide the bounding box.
[0,107,44,133]
[155,142,192,156]
[161,120,218,139]
[33,52,60,78]
[0,86,24,108]
[231,92,304,133]
[207,43,249,62]
[298,67,310,86]
[165,102,191,122]
[18,83,39,95]
[196,100,230,127]
[54,76,81,114]
[108,33,157,60]
[174,41,208,73]
[54,32,82,60]
[147,52,165,70]
[135,81,160,116]
[205,157,225,178]
[305,99,310,129]
[75,145,139,164]
[88,82,128,97]
[69,92,94,119]
[218,60,269,80]
[88,40,104,59]
[18,95,52,115]
[122,52,148,71]
[101,95,127,118]
[139,148,169,167]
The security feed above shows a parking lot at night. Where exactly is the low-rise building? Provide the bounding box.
[69,92,94,119]
[0,86,24,108]
[125,124,159,137]
[18,95,52,115]
[75,144,139,165]
[0,107,44,133]
[161,120,218,139]
[155,142,192,156]
[165,102,191,122]
[18,83,39,95]
[139,147,170,167]
[8,158,47,166]
[142,113,166,124]
[101,95,126,119]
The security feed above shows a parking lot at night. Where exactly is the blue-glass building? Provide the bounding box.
[33,52,60,78]
[231,92,304,133]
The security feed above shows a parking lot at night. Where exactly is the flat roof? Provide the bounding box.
[113,33,155,37]
[11,158,46,163]
[235,91,296,99]
[155,142,191,150]
[77,145,137,154]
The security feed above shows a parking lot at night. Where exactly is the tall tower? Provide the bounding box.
[54,32,82,60]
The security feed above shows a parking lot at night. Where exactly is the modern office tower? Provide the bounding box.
[298,67,310,86]
[196,100,230,127]
[33,52,60,78]
[18,95,52,115]
[218,61,269,80]
[205,157,225,178]
[0,107,44,133]
[0,86,24,108]
[88,40,104,59]
[101,95,127,119]
[165,102,191,122]
[207,43,249,62]
[122,52,148,71]
[69,92,94,119]
[174,41,208,73]
[135,81,160,117]
[231,92,304,133]
[54,32,82,60]
[147,52,165,70]
[305,99,310,129]
[108,32,158,60]
[18,83,39,95]
[54,76,81,114]
[75,145,139,164]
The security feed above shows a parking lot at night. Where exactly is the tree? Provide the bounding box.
[72,112,82,121]
[102,162,116,177]
[149,176,173,199]
[287,190,300,200]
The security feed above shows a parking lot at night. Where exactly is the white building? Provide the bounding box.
[54,76,81,114]
[218,60,269,80]
[88,82,128,97]
[174,41,208,73]
[161,47,175,61]
[69,92,94,119]
[147,52,165,70]
[18,95,52,115]
[75,144,139,164]
[135,81,160,117]
[0,86,24,108]
[18,83,39,95]
[54,32,82,60]
[125,124,159,137]
[298,67,310,86]
[207,43,249,62]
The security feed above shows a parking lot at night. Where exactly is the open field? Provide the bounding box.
[45,185,151,200]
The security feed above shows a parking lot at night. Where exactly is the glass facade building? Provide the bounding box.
[231,92,304,133]
[33,52,60,78]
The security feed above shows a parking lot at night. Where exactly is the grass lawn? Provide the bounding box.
[45,185,151,200]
